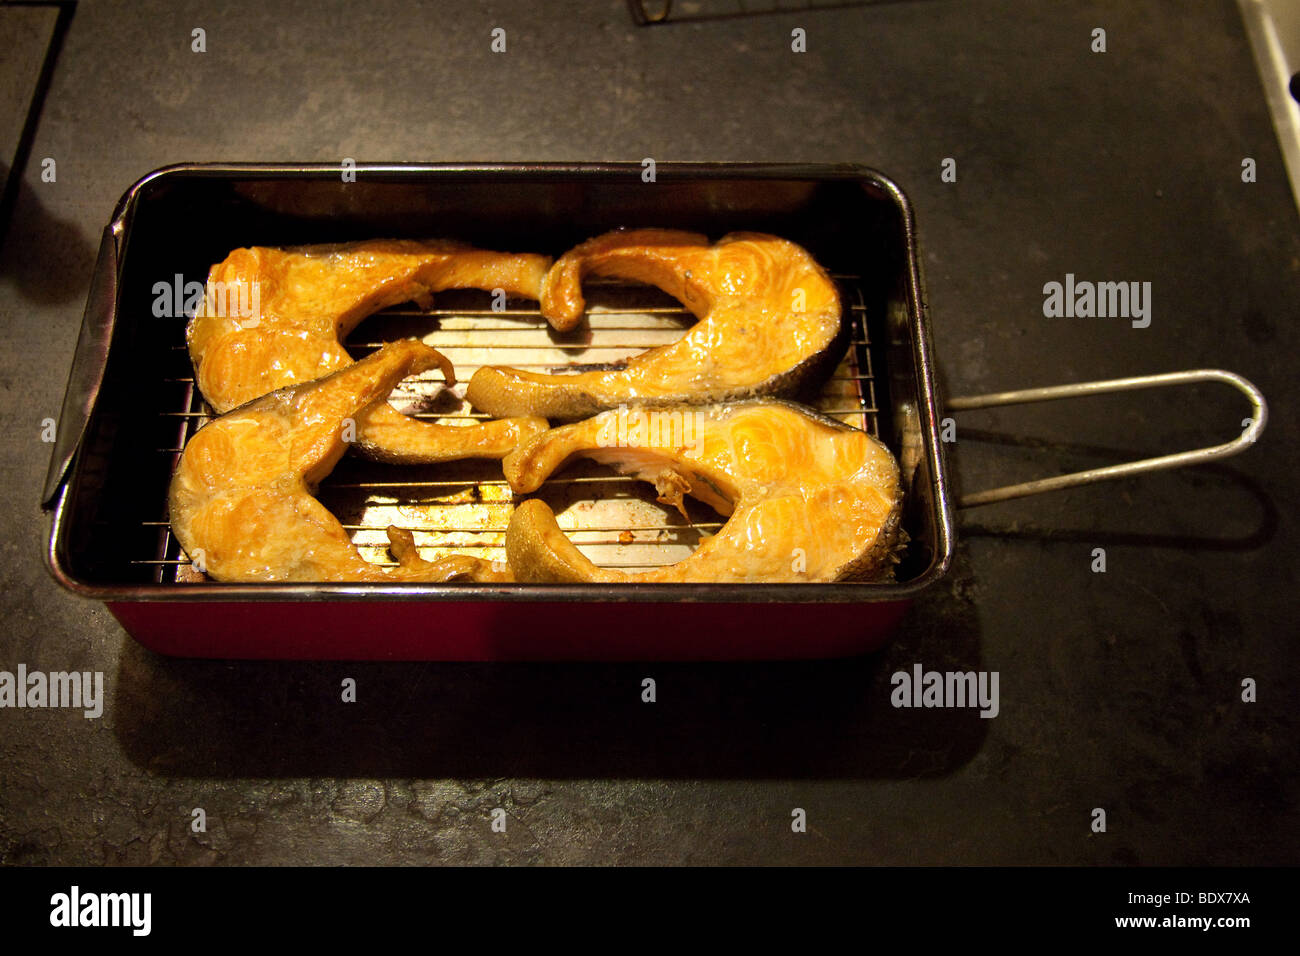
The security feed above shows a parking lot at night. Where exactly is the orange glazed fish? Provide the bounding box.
[186,239,551,463]
[465,229,847,421]
[502,400,902,583]
[169,340,512,583]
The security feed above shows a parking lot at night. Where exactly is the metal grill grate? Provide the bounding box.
[139,278,880,582]
[627,0,892,26]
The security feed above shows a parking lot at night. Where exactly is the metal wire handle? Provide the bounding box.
[946,369,1268,508]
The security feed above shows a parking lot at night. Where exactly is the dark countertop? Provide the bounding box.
[0,0,1295,865]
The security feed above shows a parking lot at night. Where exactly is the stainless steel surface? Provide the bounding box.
[1240,0,1300,214]
[949,370,1268,508]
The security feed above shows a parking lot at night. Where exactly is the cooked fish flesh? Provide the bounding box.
[465,229,847,421]
[169,339,512,583]
[187,239,551,464]
[502,400,902,583]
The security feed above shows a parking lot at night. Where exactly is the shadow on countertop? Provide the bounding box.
[952,431,1279,552]
[105,437,1278,781]
[0,160,96,306]
[108,544,989,780]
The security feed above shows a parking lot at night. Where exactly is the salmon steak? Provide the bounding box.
[169,340,513,583]
[186,239,551,464]
[502,400,903,583]
[465,229,847,421]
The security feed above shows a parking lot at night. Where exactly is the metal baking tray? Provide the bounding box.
[41,163,1264,660]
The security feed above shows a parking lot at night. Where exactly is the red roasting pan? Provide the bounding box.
[41,163,1266,660]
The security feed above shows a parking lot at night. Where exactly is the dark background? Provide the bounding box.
[1,0,1296,864]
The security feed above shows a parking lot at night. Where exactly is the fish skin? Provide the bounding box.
[186,239,551,463]
[168,340,513,583]
[465,229,848,421]
[502,399,903,584]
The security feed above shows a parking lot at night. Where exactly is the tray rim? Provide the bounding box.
[44,160,956,605]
